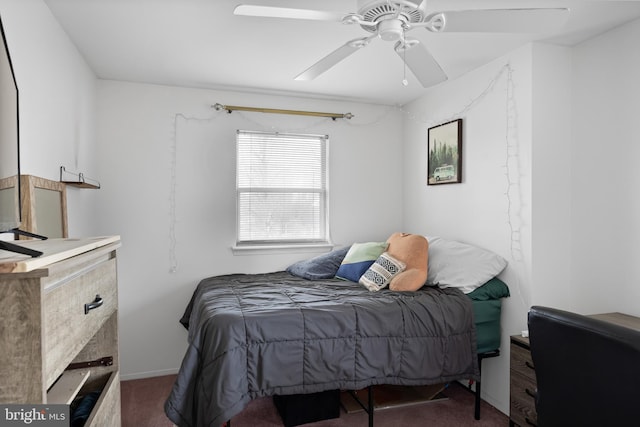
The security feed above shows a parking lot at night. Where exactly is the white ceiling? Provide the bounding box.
[44,0,640,105]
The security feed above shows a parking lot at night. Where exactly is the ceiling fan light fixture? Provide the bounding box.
[378,19,405,41]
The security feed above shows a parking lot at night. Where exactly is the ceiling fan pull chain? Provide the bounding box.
[402,30,408,86]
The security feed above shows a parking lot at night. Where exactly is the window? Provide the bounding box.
[236,130,329,246]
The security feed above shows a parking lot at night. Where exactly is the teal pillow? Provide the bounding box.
[467,277,510,301]
[335,241,389,282]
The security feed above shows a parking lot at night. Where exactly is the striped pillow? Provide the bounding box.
[359,252,406,292]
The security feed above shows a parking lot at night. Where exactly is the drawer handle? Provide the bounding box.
[525,388,537,399]
[525,361,535,370]
[84,294,103,314]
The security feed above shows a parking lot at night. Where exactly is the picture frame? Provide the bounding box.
[427,119,462,185]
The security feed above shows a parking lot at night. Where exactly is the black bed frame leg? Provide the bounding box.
[474,354,482,420]
[474,377,481,420]
[347,386,375,426]
[472,350,501,421]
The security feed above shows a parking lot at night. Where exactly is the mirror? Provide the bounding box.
[0,175,19,229]
[20,175,68,238]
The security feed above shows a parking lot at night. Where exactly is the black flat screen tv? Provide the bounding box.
[0,13,20,233]
[0,14,42,257]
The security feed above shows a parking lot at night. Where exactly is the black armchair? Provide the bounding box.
[528,306,640,427]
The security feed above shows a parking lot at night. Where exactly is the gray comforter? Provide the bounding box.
[165,272,479,427]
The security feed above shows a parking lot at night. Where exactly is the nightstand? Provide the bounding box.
[509,335,537,427]
[509,312,640,426]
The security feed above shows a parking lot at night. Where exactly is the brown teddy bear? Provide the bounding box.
[386,232,429,291]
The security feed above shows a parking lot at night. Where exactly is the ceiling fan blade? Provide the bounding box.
[432,8,570,33]
[395,39,447,88]
[234,5,344,22]
[295,36,374,81]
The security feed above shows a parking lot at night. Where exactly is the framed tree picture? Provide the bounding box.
[427,119,462,185]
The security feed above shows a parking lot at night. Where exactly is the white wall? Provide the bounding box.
[528,18,640,319]
[530,43,573,309]
[402,16,640,415]
[402,45,534,414]
[95,80,404,379]
[0,0,98,236]
[570,18,640,316]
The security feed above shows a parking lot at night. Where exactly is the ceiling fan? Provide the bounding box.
[234,0,570,87]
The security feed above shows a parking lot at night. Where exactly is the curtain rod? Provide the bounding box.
[212,103,353,120]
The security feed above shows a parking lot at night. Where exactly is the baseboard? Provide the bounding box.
[120,367,179,381]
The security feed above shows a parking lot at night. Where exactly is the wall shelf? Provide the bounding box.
[60,166,100,189]
[61,180,100,189]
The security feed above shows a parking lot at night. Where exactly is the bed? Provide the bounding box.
[466,276,510,419]
[165,238,510,427]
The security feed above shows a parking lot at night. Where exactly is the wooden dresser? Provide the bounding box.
[509,312,640,427]
[509,335,536,426]
[0,236,121,426]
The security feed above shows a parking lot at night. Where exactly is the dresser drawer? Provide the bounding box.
[43,257,118,388]
[85,371,121,427]
[510,342,536,382]
[510,336,538,427]
[510,370,537,426]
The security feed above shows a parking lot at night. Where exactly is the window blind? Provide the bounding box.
[236,130,329,245]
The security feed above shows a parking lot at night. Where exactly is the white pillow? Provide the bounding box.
[425,236,507,294]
